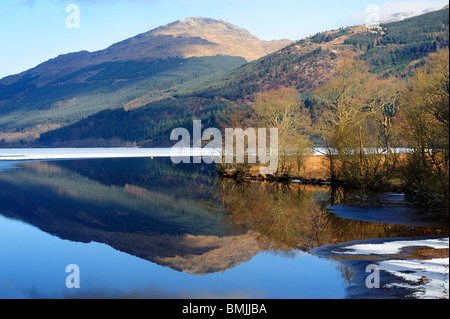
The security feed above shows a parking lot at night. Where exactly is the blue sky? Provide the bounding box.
[0,0,448,79]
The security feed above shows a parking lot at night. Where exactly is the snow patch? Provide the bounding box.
[380,257,449,299]
[337,237,449,299]
[338,238,449,255]
[0,147,219,161]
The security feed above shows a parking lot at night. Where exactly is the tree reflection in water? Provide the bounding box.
[214,178,448,253]
[0,158,446,281]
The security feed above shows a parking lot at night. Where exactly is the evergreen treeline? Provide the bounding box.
[0,56,245,132]
[344,8,449,73]
[192,47,324,101]
[39,97,229,146]
[310,28,350,44]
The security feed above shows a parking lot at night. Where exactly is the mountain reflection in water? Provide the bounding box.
[0,158,446,276]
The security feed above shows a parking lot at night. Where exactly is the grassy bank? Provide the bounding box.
[217,154,404,189]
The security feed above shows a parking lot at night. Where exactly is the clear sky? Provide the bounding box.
[0,0,448,79]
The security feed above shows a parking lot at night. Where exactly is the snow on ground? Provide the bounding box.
[312,147,412,156]
[380,257,449,299]
[0,147,411,160]
[338,238,449,299]
[0,148,220,161]
[338,238,449,255]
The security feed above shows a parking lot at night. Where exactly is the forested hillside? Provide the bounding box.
[0,56,245,144]
[344,7,449,73]
[35,7,449,148]
[39,97,229,146]
[0,17,292,144]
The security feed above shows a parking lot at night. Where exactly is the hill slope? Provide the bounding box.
[0,17,290,144]
[2,8,449,147]
[116,17,292,62]
[0,17,289,88]
[192,6,449,99]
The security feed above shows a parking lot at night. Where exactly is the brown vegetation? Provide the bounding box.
[218,49,449,215]
[0,123,66,144]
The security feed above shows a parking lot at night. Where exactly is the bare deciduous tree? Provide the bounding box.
[252,87,312,175]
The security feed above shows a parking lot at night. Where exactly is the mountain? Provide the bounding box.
[1,9,449,147]
[0,17,290,88]
[347,7,449,73]
[0,17,290,144]
[186,6,449,100]
[374,8,437,24]
[114,17,292,62]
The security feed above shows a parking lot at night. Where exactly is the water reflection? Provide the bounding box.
[0,157,447,279]
[0,158,256,275]
[215,178,448,253]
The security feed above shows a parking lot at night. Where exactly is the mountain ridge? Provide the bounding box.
[0,17,291,86]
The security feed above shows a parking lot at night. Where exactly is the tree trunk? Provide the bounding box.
[384,114,391,155]
[359,125,364,177]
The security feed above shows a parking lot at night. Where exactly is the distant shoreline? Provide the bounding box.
[0,147,411,187]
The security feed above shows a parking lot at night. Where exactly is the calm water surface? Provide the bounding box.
[0,157,446,299]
